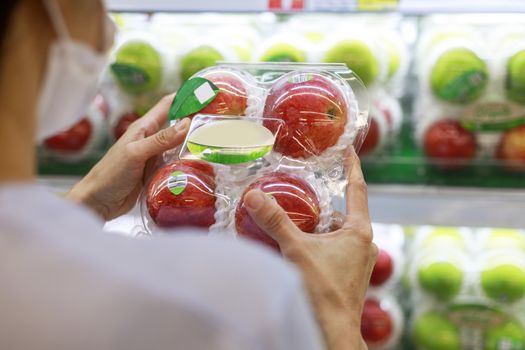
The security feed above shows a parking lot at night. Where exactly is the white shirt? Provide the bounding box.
[0,184,324,350]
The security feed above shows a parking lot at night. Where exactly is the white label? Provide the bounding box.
[194,82,215,104]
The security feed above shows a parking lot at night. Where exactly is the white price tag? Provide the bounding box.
[194,82,215,104]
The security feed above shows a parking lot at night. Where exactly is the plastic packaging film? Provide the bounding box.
[137,62,369,254]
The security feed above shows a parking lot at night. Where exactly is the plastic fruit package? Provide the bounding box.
[413,306,525,350]
[408,226,472,302]
[322,34,387,87]
[409,226,525,350]
[359,92,402,156]
[139,63,369,252]
[176,42,236,83]
[361,293,404,350]
[361,224,405,350]
[39,94,109,163]
[255,34,309,63]
[414,22,525,171]
[104,89,162,143]
[109,35,168,96]
[408,226,525,304]
[369,223,405,289]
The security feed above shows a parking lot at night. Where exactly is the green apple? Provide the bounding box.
[430,48,488,104]
[260,43,306,63]
[485,229,525,251]
[323,39,380,86]
[232,44,252,62]
[179,45,224,82]
[481,262,525,303]
[304,31,325,43]
[418,261,463,300]
[430,31,470,47]
[423,227,464,248]
[506,49,525,104]
[484,320,525,350]
[413,312,461,350]
[112,41,163,94]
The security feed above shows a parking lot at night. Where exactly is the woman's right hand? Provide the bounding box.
[243,149,377,350]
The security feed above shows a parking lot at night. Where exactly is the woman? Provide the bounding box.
[0,0,377,349]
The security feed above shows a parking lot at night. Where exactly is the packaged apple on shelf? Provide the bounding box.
[412,304,525,350]
[108,33,170,97]
[321,31,389,88]
[369,223,405,290]
[361,292,404,350]
[377,30,409,98]
[175,41,238,84]
[409,225,525,350]
[407,226,474,303]
[359,91,403,156]
[494,35,525,171]
[39,94,109,163]
[414,20,525,171]
[138,63,369,250]
[103,86,162,143]
[475,228,525,305]
[254,34,311,63]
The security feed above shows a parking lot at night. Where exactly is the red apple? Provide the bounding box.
[114,112,140,140]
[146,160,216,229]
[370,249,394,286]
[44,118,92,152]
[361,299,393,346]
[423,119,476,168]
[359,118,380,156]
[497,124,525,171]
[192,70,248,118]
[263,72,349,158]
[235,172,321,251]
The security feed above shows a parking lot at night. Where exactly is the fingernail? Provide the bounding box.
[175,118,189,131]
[245,191,265,210]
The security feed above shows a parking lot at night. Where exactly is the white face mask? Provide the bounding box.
[37,0,115,142]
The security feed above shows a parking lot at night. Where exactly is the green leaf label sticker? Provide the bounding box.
[439,69,488,103]
[168,77,219,121]
[289,73,313,84]
[110,63,150,88]
[168,171,188,196]
[461,101,525,132]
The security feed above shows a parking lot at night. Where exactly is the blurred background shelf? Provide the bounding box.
[107,0,525,14]
[38,176,525,229]
[368,184,525,228]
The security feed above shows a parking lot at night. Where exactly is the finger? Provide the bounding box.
[135,94,176,136]
[128,118,190,162]
[244,189,302,248]
[344,147,370,221]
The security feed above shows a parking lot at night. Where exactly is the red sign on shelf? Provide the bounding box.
[268,0,305,10]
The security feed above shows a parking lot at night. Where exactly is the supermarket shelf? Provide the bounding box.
[38,176,525,229]
[107,0,525,13]
[368,185,525,229]
[399,0,525,14]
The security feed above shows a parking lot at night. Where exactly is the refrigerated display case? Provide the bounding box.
[37,1,525,349]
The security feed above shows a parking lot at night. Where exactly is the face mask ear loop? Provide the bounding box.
[42,0,71,39]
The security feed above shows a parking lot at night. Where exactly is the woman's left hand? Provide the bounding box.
[66,94,190,221]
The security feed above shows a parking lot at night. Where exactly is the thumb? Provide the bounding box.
[131,118,190,161]
[244,189,301,248]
